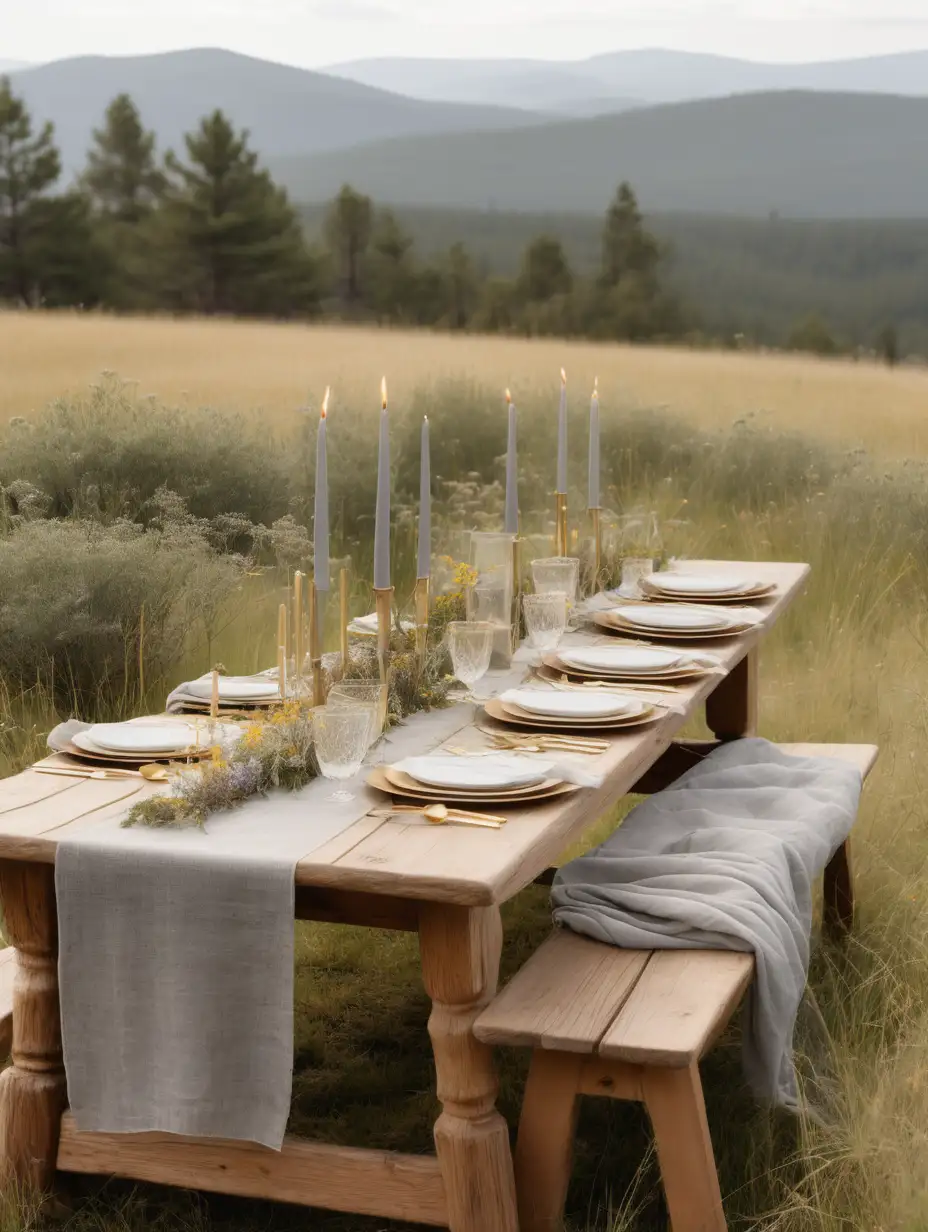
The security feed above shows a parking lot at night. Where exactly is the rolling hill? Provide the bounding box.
[271,91,928,219]
[6,48,550,175]
[328,48,928,112]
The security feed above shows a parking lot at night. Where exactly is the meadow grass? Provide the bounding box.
[1,318,928,1230]
[3,311,928,458]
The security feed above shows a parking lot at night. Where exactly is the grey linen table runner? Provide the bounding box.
[551,738,862,1108]
[56,700,487,1150]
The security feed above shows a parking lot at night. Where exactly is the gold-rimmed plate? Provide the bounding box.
[542,652,715,683]
[484,697,661,732]
[592,612,754,642]
[368,765,579,806]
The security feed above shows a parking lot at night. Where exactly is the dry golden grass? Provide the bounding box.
[3,310,928,456]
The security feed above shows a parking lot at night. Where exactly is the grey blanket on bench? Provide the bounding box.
[551,738,862,1108]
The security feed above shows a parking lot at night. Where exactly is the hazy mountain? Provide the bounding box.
[0,60,31,73]
[270,91,928,220]
[6,48,550,175]
[328,48,928,112]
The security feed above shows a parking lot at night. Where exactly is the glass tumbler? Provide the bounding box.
[312,705,371,803]
[522,592,568,651]
[446,621,494,693]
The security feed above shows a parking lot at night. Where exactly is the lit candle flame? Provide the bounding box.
[505,388,512,405]
[381,376,388,410]
[560,367,567,386]
[593,376,599,397]
[321,386,330,419]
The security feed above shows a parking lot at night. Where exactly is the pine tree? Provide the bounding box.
[0,76,62,304]
[517,235,573,302]
[366,209,416,320]
[325,185,372,310]
[600,182,661,290]
[159,110,319,316]
[83,94,165,223]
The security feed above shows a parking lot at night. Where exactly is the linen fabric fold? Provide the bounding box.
[551,738,863,1108]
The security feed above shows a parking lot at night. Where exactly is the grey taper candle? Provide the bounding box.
[417,415,431,579]
[588,379,600,509]
[373,378,391,591]
[504,390,518,535]
[314,388,330,592]
[557,368,568,494]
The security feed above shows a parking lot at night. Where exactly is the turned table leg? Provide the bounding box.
[706,647,759,740]
[0,861,67,1192]
[418,903,519,1232]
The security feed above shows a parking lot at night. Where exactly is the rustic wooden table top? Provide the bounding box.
[0,561,809,907]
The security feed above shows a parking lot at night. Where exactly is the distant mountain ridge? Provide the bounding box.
[6,48,550,175]
[269,91,928,219]
[327,47,928,113]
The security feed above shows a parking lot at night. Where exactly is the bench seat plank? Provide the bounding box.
[474,931,649,1053]
[598,950,755,1066]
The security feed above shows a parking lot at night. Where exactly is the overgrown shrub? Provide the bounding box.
[0,514,248,713]
[0,377,293,525]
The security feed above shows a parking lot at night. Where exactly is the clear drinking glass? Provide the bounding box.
[327,679,384,751]
[312,706,371,803]
[446,621,494,695]
[523,592,568,651]
[620,557,657,598]
[531,557,580,605]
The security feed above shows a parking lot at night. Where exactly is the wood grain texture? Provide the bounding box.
[0,947,15,1058]
[598,950,755,1067]
[294,886,420,931]
[705,646,759,740]
[642,1062,727,1232]
[514,1050,583,1232]
[474,931,649,1053]
[57,1117,449,1224]
[418,903,519,1232]
[0,862,67,1190]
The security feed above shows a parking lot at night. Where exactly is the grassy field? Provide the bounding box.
[4,311,928,458]
[2,312,928,1231]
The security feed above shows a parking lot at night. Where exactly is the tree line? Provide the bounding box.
[0,79,682,341]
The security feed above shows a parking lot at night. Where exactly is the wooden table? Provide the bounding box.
[0,561,808,1231]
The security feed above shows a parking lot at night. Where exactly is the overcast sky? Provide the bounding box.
[6,0,928,67]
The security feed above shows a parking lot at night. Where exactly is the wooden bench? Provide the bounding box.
[475,743,878,1232]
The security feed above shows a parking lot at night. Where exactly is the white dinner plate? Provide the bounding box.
[394,754,552,791]
[350,612,416,634]
[612,604,737,632]
[558,646,685,675]
[82,721,201,755]
[643,573,753,597]
[500,688,639,720]
[184,677,280,702]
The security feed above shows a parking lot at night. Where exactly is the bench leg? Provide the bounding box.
[642,1061,726,1232]
[419,903,519,1232]
[514,1050,583,1232]
[0,862,67,1193]
[706,648,758,740]
[824,838,854,933]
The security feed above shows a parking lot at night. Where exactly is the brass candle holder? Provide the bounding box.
[590,507,603,587]
[414,576,430,667]
[277,602,287,703]
[374,586,394,729]
[309,579,325,707]
[511,535,522,654]
[339,566,350,677]
[555,492,569,557]
[293,570,304,692]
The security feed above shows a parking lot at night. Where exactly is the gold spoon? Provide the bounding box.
[373,805,504,829]
[139,764,171,782]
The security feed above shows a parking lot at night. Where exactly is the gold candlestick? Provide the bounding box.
[309,578,325,707]
[374,586,394,728]
[511,535,522,654]
[277,602,287,702]
[339,566,350,676]
[414,576,430,667]
[555,492,568,557]
[210,668,219,722]
[293,570,304,690]
[590,508,602,590]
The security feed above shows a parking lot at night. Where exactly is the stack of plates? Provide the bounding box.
[640,572,775,604]
[177,675,281,712]
[65,719,241,767]
[594,603,761,641]
[482,687,659,733]
[544,645,721,684]
[368,753,578,805]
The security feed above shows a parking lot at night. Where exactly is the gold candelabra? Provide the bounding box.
[339,566,350,677]
[374,586,394,729]
[555,492,568,557]
[590,507,602,586]
[414,576,430,667]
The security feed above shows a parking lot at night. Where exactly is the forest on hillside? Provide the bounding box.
[0,74,922,360]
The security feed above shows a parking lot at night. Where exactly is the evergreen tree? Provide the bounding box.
[159,110,319,316]
[443,242,478,330]
[0,76,62,304]
[366,209,416,320]
[83,94,165,222]
[325,184,372,310]
[600,182,661,290]
[517,235,573,302]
